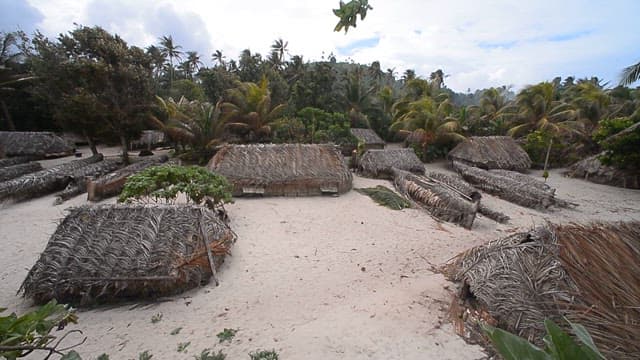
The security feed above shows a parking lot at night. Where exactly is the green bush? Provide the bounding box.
[593,117,640,170]
[118,165,233,209]
[523,130,570,168]
[483,318,604,360]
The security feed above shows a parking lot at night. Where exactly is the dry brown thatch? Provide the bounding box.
[446,221,640,360]
[565,153,640,189]
[0,154,102,202]
[358,148,424,179]
[426,171,510,224]
[0,162,43,182]
[453,161,560,210]
[448,136,531,172]
[392,168,478,229]
[0,156,34,169]
[87,155,168,201]
[350,128,385,149]
[130,130,168,150]
[0,131,74,158]
[20,204,236,305]
[208,144,352,196]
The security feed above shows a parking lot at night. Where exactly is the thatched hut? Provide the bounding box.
[0,132,74,158]
[0,162,43,182]
[20,204,236,305]
[565,153,640,189]
[359,148,424,179]
[446,221,640,360]
[208,144,352,196]
[448,136,531,172]
[350,128,385,151]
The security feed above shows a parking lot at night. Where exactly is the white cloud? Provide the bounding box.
[10,0,640,91]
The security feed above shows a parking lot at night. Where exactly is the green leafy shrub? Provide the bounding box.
[593,117,640,170]
[195,349,226,360]
[249,349,279,360]
[118,165,233,209]
[295,107,358,146]
[216,328,237,343]
[483,318,604,360]
[523,130,571,168]
[0,300,79,359]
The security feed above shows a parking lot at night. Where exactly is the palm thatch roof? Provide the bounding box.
[350,128,385,148]
[448,136,531,172]
[446,221,640,360]
[20,204,236,305]
[392,168,478,229]
[358,148,424,179]
[0,162,43,182]
[0,156,34,169]
[208,144,352,196]
[565,153,640,189]
[453,161,566,210]
[0,132,74,158]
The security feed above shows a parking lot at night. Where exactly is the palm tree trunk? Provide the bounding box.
[543,138,553,182]
[0,100,16,130]
[120,134,130,165]
[83,130,99,155]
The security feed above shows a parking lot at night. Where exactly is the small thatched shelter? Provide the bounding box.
[565,153,640,189]
[350,128,385,151]
[359,148,424,179]
[0,132,74,158]
[20,204,236,305]
[208,144,352,196]
[448,136,531,172]
[446,221,640,360]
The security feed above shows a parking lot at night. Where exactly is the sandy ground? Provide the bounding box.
[1,147,640,360]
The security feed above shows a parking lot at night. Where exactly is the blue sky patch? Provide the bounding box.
[547,30,592,42]
[478,40,517,49]
[337,36,381,55]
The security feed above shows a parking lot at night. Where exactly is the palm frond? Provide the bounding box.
[356,186,411,210]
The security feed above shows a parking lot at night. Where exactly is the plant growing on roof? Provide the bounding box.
[118,165,233,210]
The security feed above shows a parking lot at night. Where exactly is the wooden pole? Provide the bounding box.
[199,213,219,286]
[543,138,553,182]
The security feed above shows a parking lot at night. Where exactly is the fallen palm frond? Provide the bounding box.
[358,148,424,179]
[356,185,411,210]
[0,155,102,202]
[208,144,352,196]
[446,221,640,360]
[87,155,168,201]
[54,159,124,204]
[392,168,478,229]
[0,131,74,158]
[20,204,236,305]
[0,162,43,182]
[426,171,510,224]
[0,156,34,169]
[448,136,531,172]
[453,161,562,210]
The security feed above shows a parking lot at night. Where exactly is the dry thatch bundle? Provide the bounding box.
[130,130,168,150]
[426,171,510,224]
[0,131,74,158]
[448,136,531,172]
[20,204,236,305]
[54,159,124,204]
[392,168,478,229]
[453,161,560,210]
[87,155,169,201]
[565,153,640,189]
[208,144,352,196]
[447,221,640,360]
[358,148,424,179]
[0,156,34,169]
[0,154,102,202]
[0,162,43,182]
[350,128,385,150]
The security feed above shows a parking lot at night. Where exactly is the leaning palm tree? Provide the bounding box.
[159,35,183,88]
[221,77,287,142]
[620,61,640,86]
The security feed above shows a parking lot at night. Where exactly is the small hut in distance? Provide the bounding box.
[351,128,385,151]
[448,136,531,172]
[0,132,74,158]
[208,144,352,196]
[358,148,424,179]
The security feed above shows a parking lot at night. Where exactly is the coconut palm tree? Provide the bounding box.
[221,77,287,142]
[185,51,203,79]
[159,35,183,88]
[620,61,640,86]
[212,50,226,68]
[146,45,167,83]
[270,38,288,65]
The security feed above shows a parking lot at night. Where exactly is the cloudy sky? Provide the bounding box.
[2,0,639,92]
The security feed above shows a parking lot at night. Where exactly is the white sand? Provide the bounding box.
[1,151,639,359]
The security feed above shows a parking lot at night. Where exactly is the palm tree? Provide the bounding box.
[429,69,446,90]
[1,31,33,130]
[185,51,203,79]
[159,35,183,88]
[270,38,288,65]
[402,69,416,83]
[620,61,640,86]
[145,45,167,83]
[221,77,287,142]
[212,50,226,68]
